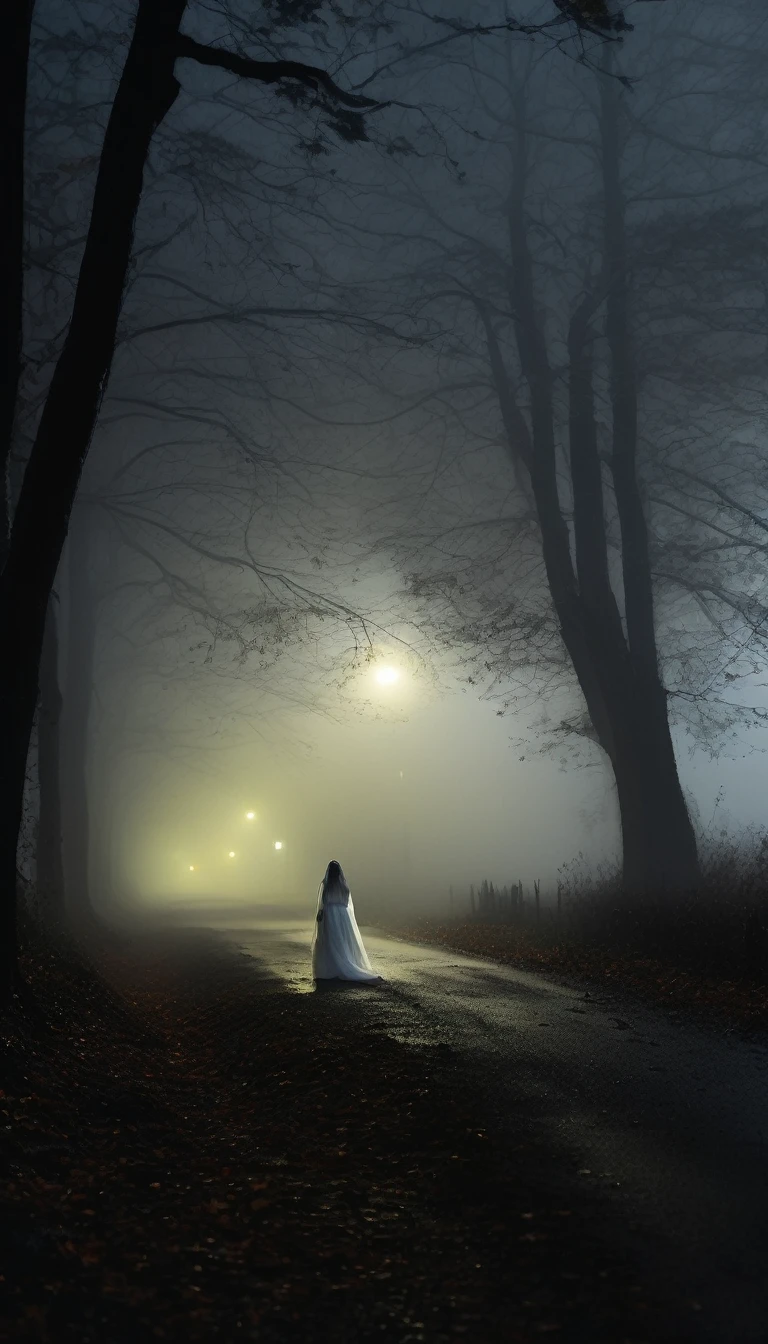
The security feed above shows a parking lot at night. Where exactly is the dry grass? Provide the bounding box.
[386,838,768,1032]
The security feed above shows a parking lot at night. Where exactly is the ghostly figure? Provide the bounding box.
[311,860,381,982]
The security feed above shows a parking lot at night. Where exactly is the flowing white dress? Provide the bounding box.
[311,870,380,982]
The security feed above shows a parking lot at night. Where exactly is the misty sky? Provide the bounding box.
[23,0,768,918]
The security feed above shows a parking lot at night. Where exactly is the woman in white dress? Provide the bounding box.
[311,860,381,982]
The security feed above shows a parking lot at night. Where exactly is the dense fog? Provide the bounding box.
[13,0,768,929]
[7,11,768,1336]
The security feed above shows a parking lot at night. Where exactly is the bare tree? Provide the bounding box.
[0,0,386,1003]
[0,0,668,998]
[328,2,768,891]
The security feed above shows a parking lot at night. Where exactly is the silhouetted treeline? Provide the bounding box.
[466,879,546,924]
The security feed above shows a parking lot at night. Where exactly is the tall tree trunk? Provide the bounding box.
[505,98,620,763]
[62,519,97,923]
[498,78,699,894]
[599,58,700,890]
[0,0,368,1005]
[0,0,33,567]
[0,1,34,998]
[36,598,65,923]
[0,0,187,1005]
[610,697,699,891]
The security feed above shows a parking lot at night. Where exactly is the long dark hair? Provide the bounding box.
[323,859,349,894]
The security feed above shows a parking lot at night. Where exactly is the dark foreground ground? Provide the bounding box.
[1,921,765,1342]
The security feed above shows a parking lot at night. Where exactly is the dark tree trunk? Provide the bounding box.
[0,0,33,566]
[492,80,699,896]
[609,689,700,890]
[62,520,97,921]
[0,0,187,1006]
[598,60,699,890]
[36,598,65,923]
[0,0,373,1005]
[0,3,34,995]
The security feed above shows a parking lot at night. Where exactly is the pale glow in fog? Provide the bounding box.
[245,811,256,820]
[114,678,768,920]
[375,666,400,686]
[274,841,283,850]
[228,851,236,858]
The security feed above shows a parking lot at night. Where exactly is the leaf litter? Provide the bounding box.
[0,927,680,1342]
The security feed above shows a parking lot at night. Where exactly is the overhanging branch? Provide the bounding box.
[176,33,385,123]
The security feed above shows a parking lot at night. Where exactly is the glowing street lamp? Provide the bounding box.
[274,841,283,851]
[375,665,400,686]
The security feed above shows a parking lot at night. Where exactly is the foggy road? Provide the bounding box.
[223,920,768,1341]
[16,4,768,1339]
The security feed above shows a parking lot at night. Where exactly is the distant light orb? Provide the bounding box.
[274,841,283,851]
[228,851,236,858]
[189,865,196,872]
[375,665,399,686]
[245,811,256,820]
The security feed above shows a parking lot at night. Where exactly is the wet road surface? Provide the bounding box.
[199,918,768,1341]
